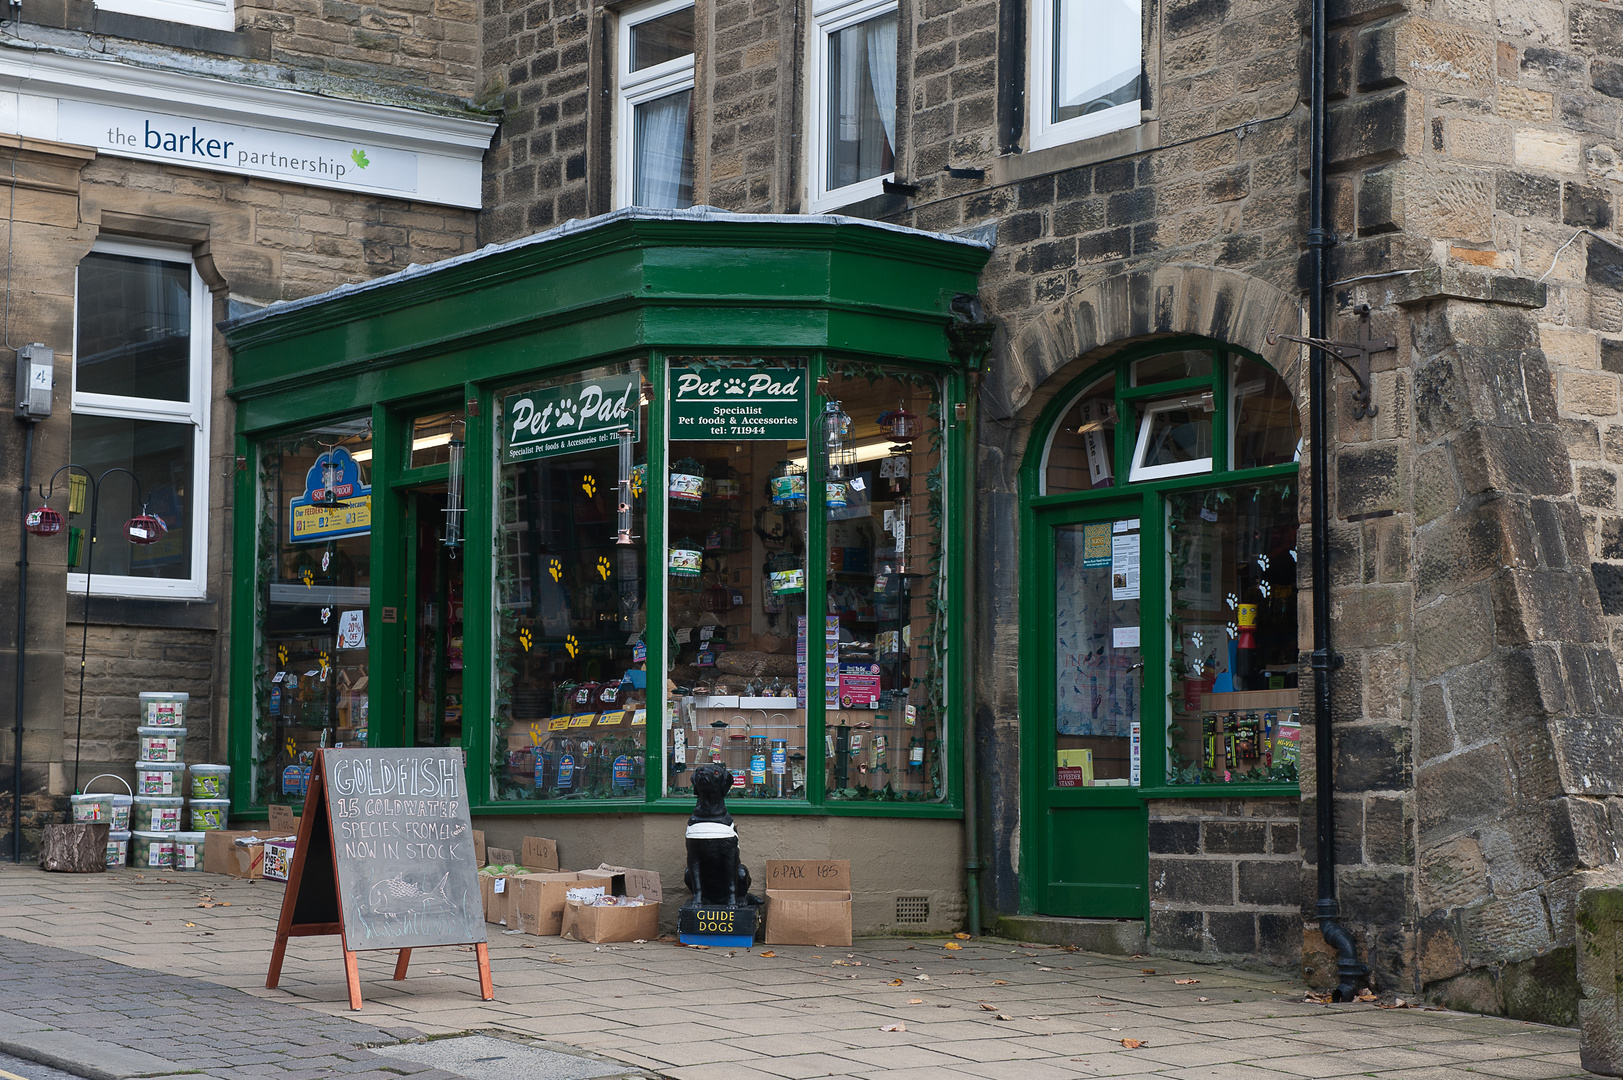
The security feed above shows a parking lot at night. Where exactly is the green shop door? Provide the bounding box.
[1033,502,1148,918]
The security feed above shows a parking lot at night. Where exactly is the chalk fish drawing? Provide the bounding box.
[369,872,455,917]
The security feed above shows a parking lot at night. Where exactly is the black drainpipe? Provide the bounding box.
[1307,0,1370,1002]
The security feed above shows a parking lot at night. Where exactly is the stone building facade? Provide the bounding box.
[0,0,491,853]
[469,0,1623,1017]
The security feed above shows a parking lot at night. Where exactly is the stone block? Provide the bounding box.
[1441,117,1511,163]
[1205,821,1268,854]
[1413,586,1495,678]
[1515,129,1583,173]
[1358,164,1402,234]
[1328,89,1414,170]
[1364,795,1413,864]
[1419,833,1491,909]
[1549,715,1623,796]
[1238,859,1300,904]
[1414,496,1534,603]
[1563,372,1620,416]
[1413,447,1460,524]
[1453,425,1572,498]
[1500,85,1555,121]
[1543,324,1600,369]
[1416,682,1453,761]
[1566,183,1615,229]
[1149,820,1200,854]
[1334,722,1411,792]
[1336,443,1404,517]
[1148,909,1204,951]
[1150,858,1235,904]
[1208,911,1257,953]
[1416,743,1512,839]
[1398,18,1495,96]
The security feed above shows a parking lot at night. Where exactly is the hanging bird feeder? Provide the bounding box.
[24,506,63,537]
[878,404,921,442]
[123,510,167,545]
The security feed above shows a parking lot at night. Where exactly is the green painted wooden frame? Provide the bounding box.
[1015,336,1302,917]
[224,215,989,820]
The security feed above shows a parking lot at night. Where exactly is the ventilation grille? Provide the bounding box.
[895,896,930,924]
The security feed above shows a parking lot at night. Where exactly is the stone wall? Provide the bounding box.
[1148,796,1303,967]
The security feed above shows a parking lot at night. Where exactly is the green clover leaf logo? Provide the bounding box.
[350,149,370,169]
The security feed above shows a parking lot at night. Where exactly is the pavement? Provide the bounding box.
[0,862,1599,1080]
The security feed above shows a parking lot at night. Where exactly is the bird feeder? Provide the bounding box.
[123,512,167,545]
[24,506,63,537]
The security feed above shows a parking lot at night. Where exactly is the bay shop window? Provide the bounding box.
[244,356,960,814]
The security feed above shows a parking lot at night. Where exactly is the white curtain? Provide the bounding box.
[866,14,898,151]
[635,89,692,208]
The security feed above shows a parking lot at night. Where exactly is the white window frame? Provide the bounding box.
[1128,397,1213,483]
[614,0,697,210]
[70,238,212,601]
[807,0,898,214]
[1028,0,1142,152]
[92,0,233,32]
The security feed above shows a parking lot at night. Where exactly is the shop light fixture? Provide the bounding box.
[789,439,901,471]
[350,432,453,464]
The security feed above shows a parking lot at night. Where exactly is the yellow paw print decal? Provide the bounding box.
[302,568,314,587]
[286,738,297,758]
[582,474,597,498]
[548,557,563,582]
[597,556,611,580]
[564,634,579,658]
[630,467,644,500]
[318,650,330,673]
[277,645,289,666]
[518,628,533,652]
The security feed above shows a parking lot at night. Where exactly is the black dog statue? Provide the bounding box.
[683,763,752,906]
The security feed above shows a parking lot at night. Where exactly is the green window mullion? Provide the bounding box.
[230,432,258,809]
[463,382,494,803]
[1113,367,1133,489]
[805,353,829,806]
[946,368,971,808]
[1212,348,1231,474]
[644,356,668,804]
[1117,376,1213,402]
[369,401,406,750]
[1140,485,1169,790]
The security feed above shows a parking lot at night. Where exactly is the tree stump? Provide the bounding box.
[39,822,109,873]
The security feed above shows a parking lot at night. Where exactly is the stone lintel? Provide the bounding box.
[1387,266,1547,310]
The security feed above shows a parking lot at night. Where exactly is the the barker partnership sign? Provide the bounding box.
[504,375,641,462]
[57,100,417,196]
[670,368,807,439]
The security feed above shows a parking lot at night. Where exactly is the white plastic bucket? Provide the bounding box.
[136,727,186,763]
[188,799,230,831]
[80,774,136,828]
[138,691,189,727]
[171,831,205,871]
[188,764,230,799]
[130,830,174,870]
[135,762,184,796]
[106,830,130,868]
[70,793,113,823]
[131,795,184,832]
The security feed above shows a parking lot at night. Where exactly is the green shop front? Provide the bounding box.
[222,211,991,932]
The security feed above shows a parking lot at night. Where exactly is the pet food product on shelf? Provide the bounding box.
[139,692,189,727]
[136,726,186,763]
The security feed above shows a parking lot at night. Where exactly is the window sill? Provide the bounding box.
[1137,783,1301,800]
[448,797,963,818]
[992,119,1160,188]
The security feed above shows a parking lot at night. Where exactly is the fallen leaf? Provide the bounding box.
[916,974,931,981]
[1120,1038,1147,1049]
[632,939,648,944]
[992,980,1008,986]
[760,951,776,957]
[427,968,444,974]
[1175,978,1200,985]
[1140,968,1156,975]
[1355,991,1379,1002]
[183,921,196,928]
[880,1023,907,1033]
[954,932,971,939]
[1027,1015,1050,1021]
[944,942,963,950]
[1039,967,1052,971]
[995,1014,1014,1021]
[888,979,904,986]
[1197,997,1210,1002]
[979,1003,998,1011]
[907,998,924,1004]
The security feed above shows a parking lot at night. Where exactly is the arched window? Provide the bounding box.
[1024,340,1302,794]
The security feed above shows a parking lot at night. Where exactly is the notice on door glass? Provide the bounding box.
[1112,530,1140,600]
[1112,625,1140,649]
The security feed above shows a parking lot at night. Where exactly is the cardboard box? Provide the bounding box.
[204,831,266,880]
[473,829,486,869]
[480,870,512,925]
[521,836,559,871]
[486,846,516,868]
[267,804,300,833]
[512,872,584,936]
[580,863,662,901]
[764,860,852,946]
[263,840,296,882]
[560,898,660,943]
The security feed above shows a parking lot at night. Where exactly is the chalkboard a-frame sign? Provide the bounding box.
[265,748,492,1010]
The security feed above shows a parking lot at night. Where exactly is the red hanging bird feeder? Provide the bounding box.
[878,406,920,442]
[123,513,168,545]
[24,506,63,536]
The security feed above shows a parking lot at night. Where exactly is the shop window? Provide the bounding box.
[1230,357,1301,470]
[493,363,650,801]
[1132,350,1210,386]
[663,358,812,800]
[1128,394,1212,482]
[408,409,467,469]
[1044,375,1116,495]
[1166,479,1299,784]
[616,0,696,210]
[1028,0,1142,151]
[253,420,374,806]
[808,0,898,213]
[71,240,210,599]
[819,365,948,801]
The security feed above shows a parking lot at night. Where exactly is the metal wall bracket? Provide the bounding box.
[1265,304,1393,420]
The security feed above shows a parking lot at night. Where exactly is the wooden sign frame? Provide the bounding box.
[266,749,493,1010]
